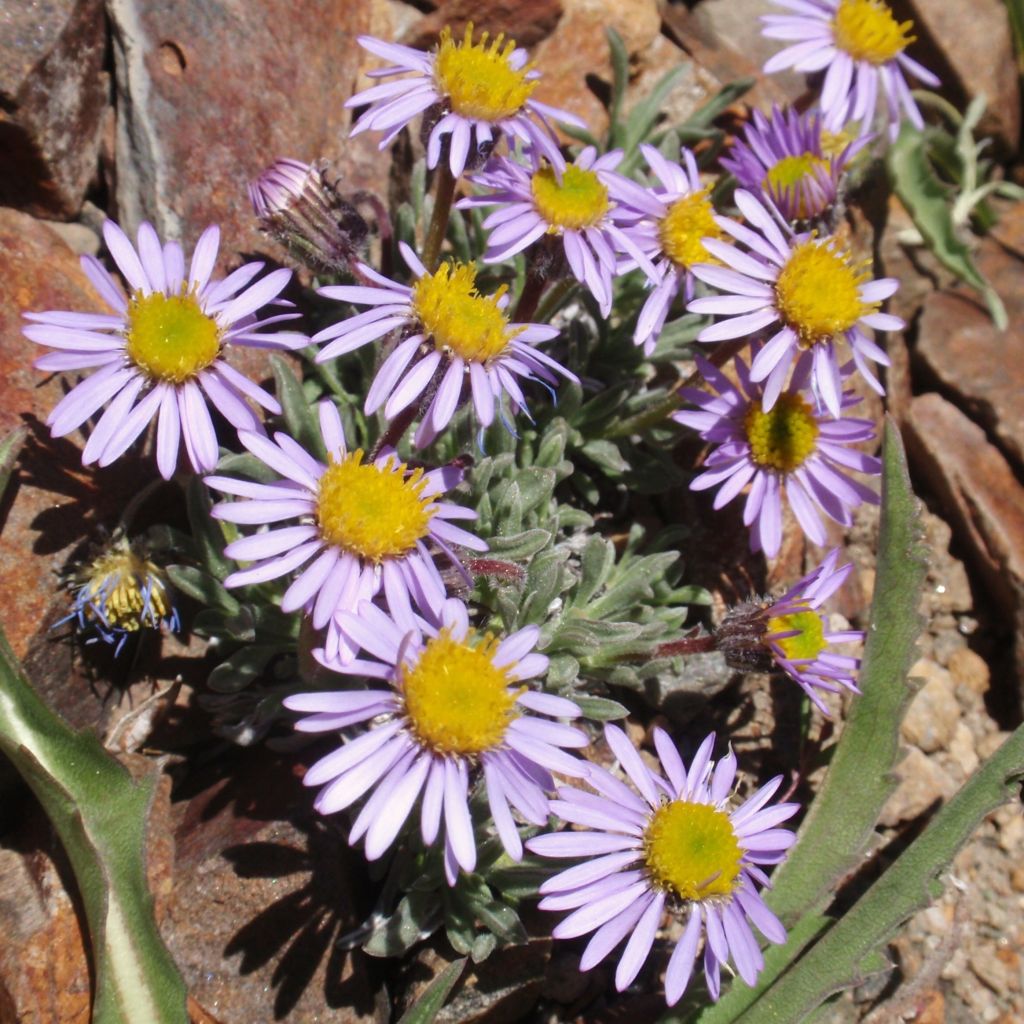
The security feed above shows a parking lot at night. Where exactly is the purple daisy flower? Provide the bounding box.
[24,220,305,479]
[613,144,725,354]
[761,0,940,140]
[688,189,902,417]
[459,147,656,318]
[206,401,486,660]
[673,349,880,557]
[346,26,584,177]
[284,597,589,883]
[528,723,798,1004]
[762,548,864,711]
[720,105,869,223]
[313,243,576,447]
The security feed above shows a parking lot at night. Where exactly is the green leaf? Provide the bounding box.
[624,64,692,153]
[363,891,442,957]
[735,723,1024,1023]
[271,354,325,458]
[166,564,240,614]
[486,528,553,560]
[684,420,927,1024]
[0,625,187,1022]
[571,694,630,721]
[888,125,1007,328]
[0,424,27,499]
[606,27,631,148]
[186,475,233,579]
[397,958,467,1024]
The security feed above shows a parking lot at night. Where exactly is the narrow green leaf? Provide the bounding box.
[625,65,692,153]
[735,723,1024,1023]
[186,475,233,579]
[684,78,755,130]
[0,625,188,1022]
[606,27,631,148]
[0,424,27,499]
[271,354,325,458]
[397,958,467,1024]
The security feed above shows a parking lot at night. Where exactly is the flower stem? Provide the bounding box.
[422,166,457,272]
[604,338,747,439]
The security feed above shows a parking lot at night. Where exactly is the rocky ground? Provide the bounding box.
[1,0,1023,1021]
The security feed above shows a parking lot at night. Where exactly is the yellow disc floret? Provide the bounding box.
[767,608,827,662]
[401,628,517,755]
[80,546,173,631]
[316,450,436,561]
[744,394,819,473]
[411,261,520,363]
[832,0,914,65]
[434,24,538,121]
[774,239,872,345]
[658,188,722,269]
[531,164,610,231]
[644,800,743,901]
[125,291,221,383]
[765,154,832,219]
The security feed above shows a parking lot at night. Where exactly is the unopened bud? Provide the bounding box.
[714,599,774,673]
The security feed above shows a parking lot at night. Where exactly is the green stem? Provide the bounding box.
[533,278,575,325]
[422,166,458,272]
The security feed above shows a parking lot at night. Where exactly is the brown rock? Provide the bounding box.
[901,659,960,754]
[402,0,564,50]
[948,647,991,698]
[0,0,108,217]
[107,0,389,259]
[530,0,662,138]
[879,745,958,826]
[904,0,1020,152]
[948,721,979,778]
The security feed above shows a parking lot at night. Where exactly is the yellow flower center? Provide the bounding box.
[434,24,538,122]
[767,608,827,662]
[125,291,221,384]
[658,188,722,269]
[530,164,610,231]
[316,450,436,561]
[401,628,517,755]
[832,0,913,65]
[411,262,519,363]
[744,394,819,473]
[774,239,872,345]
[820,128,853,160]
[644,800,743,901]
[82,548,172,631]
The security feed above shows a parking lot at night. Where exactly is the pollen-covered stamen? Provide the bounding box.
[125,291,221,383]
[767,608,828,662]
[658,188,722,269]
[411,262,521,363]
[832,0,914,64]
[774,239,873,345]
[82,548,173,631]
[744,394,819,473]
[401,628,518,755]
[531,164,610,231]
[434,24,538,121]
[316,450,436,560]
[643,800,743,901]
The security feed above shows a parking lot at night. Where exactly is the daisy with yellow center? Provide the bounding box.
[314,243,576,448]
[673,349,880,557]
[761,549,865,712]
[530,724,799,1005]
[689,189,902,418]
[761,0,939,140]
[461,147,657,319]
[24,219,305,478]
[721,105,869,224]
[345,25,584,177]
[207,400,486,664]
[611,144,725,354]
[285,598,588,883]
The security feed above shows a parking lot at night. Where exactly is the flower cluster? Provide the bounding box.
[20,2,937,1008]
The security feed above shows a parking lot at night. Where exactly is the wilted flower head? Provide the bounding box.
[346,25,583,176]
[717,549,864,712]
[314,243,576,447]
[529,724,798,1004]
[721,106,868,223]
[207,401,485,663]
[249,158,369,275]
[460,147,655,318]
[761,0,940,139]
[24,220,305,478]
[673,350,880,557]
[60,536,178,654]
[285,598,588,883]
[688,189,901,417]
